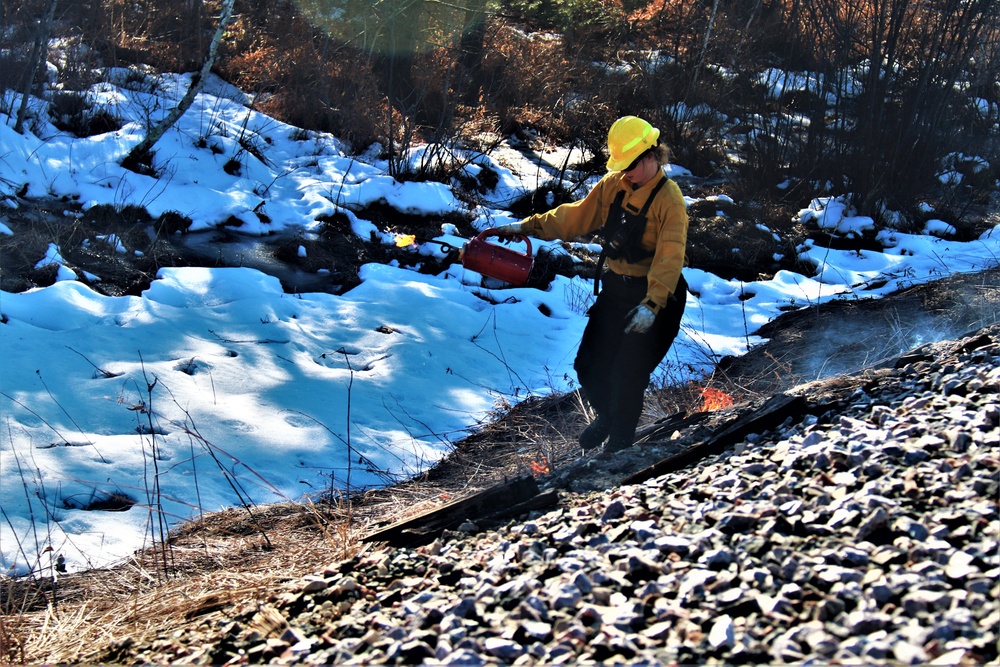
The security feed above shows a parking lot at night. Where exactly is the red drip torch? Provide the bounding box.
[459,229,535,286]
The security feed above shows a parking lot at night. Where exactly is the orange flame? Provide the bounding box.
[529,453,550,477]
[395,234,417,248]
[700,386,734,412]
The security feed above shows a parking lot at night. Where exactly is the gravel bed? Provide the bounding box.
[115,324,1000,665]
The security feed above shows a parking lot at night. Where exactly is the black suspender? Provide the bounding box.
[594,175,668,295]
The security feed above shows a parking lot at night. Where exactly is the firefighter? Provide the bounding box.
[496,116,688,452]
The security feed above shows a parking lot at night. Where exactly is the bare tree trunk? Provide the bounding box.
[189,0,204,54]
[458,1,488,105]
[687,0,721,96]
[728,0,764,70]
[374,0,424,112]
[121,0,235,173]
[13,0,58,134]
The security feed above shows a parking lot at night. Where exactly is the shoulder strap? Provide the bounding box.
[594,190,627,295]
[593,177,668,296]
[638,175,668,217]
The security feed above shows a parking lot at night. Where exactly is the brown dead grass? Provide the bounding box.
[8,501,354,664]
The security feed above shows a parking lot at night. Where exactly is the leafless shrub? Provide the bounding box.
[48,91,123,137]
[687,201,789,280]
[477,23,580,140]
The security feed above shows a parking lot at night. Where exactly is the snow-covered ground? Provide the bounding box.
[1,72,997,575]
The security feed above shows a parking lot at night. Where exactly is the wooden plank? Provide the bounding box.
[622,393,808,485]
[480,488,559,526]
[634,409,712,444]
[363,474,540,546]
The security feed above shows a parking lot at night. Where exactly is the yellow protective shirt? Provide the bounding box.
[520,170,688,314]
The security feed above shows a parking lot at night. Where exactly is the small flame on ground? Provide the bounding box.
[529,453,550,477]
[395,234,417,248]
[700,386,734,412]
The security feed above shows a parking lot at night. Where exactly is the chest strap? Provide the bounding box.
[594,175,668,295]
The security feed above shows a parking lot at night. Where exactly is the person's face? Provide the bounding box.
[622,151,657,186]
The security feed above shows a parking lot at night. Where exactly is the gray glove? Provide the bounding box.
[624,304,656,334]
[493,222,525,236]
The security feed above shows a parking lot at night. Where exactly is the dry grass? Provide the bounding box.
[349,391,592,521]
[8,502,356,664]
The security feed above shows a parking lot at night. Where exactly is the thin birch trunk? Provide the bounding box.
[121,0,235,172]
[13,0,58,134]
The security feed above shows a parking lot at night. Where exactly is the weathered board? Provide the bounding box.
[363,474,551,547]
[623,393,808,485]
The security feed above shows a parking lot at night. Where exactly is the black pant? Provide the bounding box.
[573,271,687,443]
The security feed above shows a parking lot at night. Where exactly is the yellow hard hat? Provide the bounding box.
[606,116,660,171]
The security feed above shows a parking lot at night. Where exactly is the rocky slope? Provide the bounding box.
[92,320,1000,665]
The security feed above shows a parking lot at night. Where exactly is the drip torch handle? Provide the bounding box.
[480,228,533,258]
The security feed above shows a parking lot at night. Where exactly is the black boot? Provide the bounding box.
[604,432,635,452]
[579,417,611,451]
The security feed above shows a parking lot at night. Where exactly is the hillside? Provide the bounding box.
[9,267,999,664]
